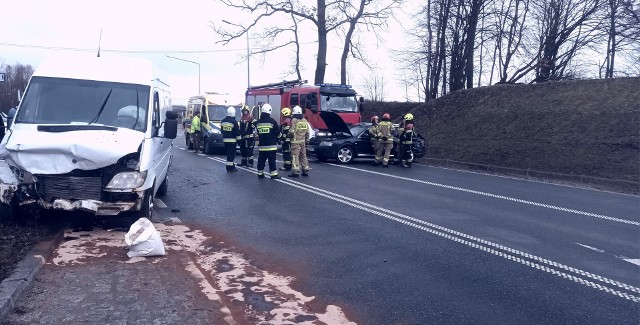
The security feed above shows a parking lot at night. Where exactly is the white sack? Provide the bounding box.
[125,217,166,258]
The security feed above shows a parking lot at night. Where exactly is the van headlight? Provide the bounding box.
[319,141,333,146]
[106,171,147,189]
[209,128,221,134]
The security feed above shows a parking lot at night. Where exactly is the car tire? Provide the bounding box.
[157,175,168,197]
[336,146,355,164]
[134,188,155,222]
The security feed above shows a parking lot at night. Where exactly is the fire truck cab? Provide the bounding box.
[245,80,363,133]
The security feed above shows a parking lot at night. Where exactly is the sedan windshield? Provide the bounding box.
[16,76,150,132]
[320,94,358,112]
[349,124,369,136]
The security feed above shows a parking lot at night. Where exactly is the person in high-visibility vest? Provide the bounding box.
[374,113,394,167]
[288,106,310,177]
[221,106,241,172]
[191,110,202,153]
[255,104,281,179]
[278,107,293,171]
[239,105,256,167]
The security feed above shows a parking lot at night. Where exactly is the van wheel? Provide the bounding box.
[157,176,168,197]
[0,203,17,225]
[134,189,154,222]
[186,134,193,150]
[205,140,215,155]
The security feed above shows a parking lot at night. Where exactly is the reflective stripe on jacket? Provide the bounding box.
[289,118,310,144]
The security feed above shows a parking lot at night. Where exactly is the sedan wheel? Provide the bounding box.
[336,146,354,164]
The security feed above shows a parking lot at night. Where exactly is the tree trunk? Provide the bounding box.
[315,0,328,84]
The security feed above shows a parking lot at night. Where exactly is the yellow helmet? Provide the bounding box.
[404,113,414,121]
[281,107,292,116]
[241,105,250,112]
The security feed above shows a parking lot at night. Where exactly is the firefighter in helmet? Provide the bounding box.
[239,105,256,167]
[399,113,415,168]
[368,115,379,154]
[278,107,293,171]
[221,106,241,172]
[255,103,281,179]
[394,112,413,164]
[374,113,394,167]
[288,106,310,177]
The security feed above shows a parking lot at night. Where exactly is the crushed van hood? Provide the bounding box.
[0,124,145,175]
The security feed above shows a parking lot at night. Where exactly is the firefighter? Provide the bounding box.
[278,107,293,171]
[393,113,412,164]
[368,115,379,153]
[221,106,241,172]
[191,109,202,153]
[239,105,256,167]
[374,113,394,167]
[288,106,310,177]
[255,103,281,179]
[399,113,415,168]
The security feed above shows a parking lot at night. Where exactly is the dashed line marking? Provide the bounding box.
[326,163,639,226]
[575,243,606,253]
[623,259,640,266]
[207,156,640,302]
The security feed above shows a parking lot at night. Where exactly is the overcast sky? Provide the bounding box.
[1,0,418,105]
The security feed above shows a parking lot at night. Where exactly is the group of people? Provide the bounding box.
[192,103,310,179]
[367,112,415,168]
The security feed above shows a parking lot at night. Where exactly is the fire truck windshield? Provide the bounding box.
[320,94,358,112]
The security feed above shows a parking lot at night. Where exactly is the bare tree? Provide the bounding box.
[0,63,34,113]
[361,71,387,101]
[214,0,401,85]
[599,0,640,77]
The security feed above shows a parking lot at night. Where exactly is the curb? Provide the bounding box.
[0,228,64,321]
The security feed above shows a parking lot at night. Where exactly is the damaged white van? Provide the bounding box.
[0,54,178,221]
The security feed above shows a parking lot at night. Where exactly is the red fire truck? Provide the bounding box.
[245,80,364,132]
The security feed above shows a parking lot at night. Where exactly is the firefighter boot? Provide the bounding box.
[372,161,379,166]
[239,158,247,167]
[302,170,309,177]
[288,173,300,178]
[248,158,254,168]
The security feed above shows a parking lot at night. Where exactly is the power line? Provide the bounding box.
[0,41,319,54]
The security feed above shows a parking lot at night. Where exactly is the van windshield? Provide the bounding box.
[207,105,228,121]
[16,76,150,132]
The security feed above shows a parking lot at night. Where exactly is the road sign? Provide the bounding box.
[0,73,5,82]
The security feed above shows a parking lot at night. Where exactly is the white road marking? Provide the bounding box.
[575,243,607,253]
[208,156,640,302]
[326,163,639,226]
[154,198,167,208]
[623,259,640,266]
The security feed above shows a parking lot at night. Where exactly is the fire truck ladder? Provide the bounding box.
[248,79,307,90]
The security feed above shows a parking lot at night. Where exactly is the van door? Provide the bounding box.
[140,90,172,194]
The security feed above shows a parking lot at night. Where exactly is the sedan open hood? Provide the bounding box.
[0,124,145,174]
[318,111,352,136]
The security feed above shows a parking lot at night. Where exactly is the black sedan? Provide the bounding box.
[309,116,425,164]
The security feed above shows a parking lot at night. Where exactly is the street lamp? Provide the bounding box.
[222,20,250,88]
[166,55,201,94]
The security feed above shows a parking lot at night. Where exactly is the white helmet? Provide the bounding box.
[226,106,236,117]
[261,103,272,114]
[292,106,303,115]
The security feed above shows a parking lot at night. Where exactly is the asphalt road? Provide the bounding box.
[161,132,640,324]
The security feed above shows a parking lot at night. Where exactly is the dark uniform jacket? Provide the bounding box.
[240,115,256,139]
[221,116,241,143]
[255,114,280,150]
[279,117,292,143]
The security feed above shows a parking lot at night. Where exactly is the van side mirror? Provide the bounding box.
[164,111,178,139]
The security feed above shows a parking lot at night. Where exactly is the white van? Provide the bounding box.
[0,53,178,221]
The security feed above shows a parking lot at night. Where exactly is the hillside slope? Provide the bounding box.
[367,77,640,192]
